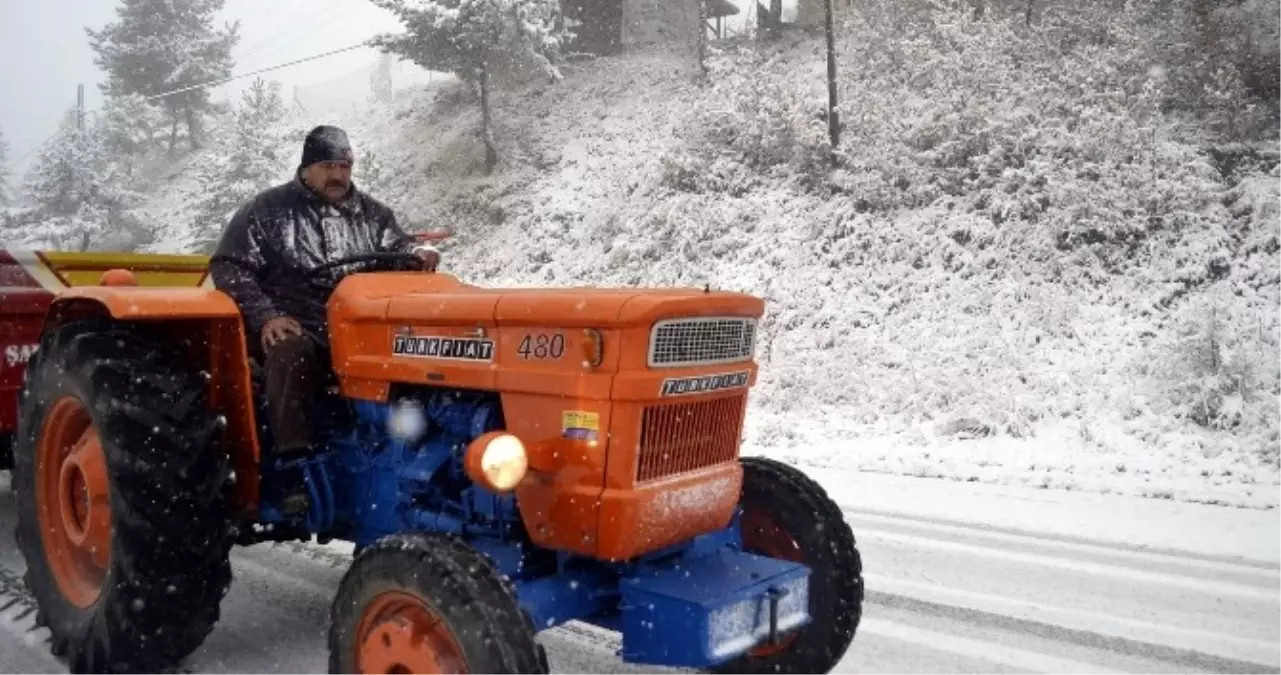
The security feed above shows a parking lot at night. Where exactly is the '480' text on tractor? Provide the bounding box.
[11,251,863,673]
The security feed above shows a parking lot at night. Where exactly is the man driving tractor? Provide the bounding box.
[209,124,440,511]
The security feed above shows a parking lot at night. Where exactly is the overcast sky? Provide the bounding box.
[0,0,402,175]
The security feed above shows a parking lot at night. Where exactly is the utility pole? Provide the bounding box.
[76,84,85,134]
[824,0,840,150]
[696,0,709,79]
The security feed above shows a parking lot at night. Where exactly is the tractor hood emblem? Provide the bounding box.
[393,334,495,362]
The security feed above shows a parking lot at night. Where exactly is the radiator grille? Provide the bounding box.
[649,317,756,368]
[636,395,746,483]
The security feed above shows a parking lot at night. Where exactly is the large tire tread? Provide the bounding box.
[329,532,548,674]
[13,318,232,673]
[712,456,864,674]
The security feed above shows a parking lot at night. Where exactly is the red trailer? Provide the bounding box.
[0,249,210,469]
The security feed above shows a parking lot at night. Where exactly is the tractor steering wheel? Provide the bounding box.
[306,251,431,278]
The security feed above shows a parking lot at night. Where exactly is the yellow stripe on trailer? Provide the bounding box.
[29,251,211,289]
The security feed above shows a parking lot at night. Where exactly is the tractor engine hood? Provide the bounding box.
[327,273,765,330]
[325,272,765,563]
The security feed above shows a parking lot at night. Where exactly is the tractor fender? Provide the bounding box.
[44,286,242,331]
[42,285,264,513]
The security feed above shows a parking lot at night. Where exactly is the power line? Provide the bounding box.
[12,35,391,167]
[143,38,379,103]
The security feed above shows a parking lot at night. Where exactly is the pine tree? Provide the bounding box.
[191,78,287,252]
[94,93,167,178]
[21,109,142,251]
[371,0,570,173]
[86,0,240,154]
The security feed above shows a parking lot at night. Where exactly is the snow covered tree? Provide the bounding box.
[0,127,11,207]
[19,109,144,251]
[371,0,571,173]
[191,78,287,252]
[87,0,240,154]
[92,93,168,178]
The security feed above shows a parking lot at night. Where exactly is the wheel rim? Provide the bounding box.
[355,590,469,674]
[739,502,803,658]
[35,396,111,608]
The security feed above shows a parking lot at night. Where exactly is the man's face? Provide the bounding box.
[304,161,353,201]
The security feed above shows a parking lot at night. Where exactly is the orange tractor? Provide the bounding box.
[5,247,863,673]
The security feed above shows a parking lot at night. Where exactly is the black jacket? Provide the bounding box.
[209,174,416,348]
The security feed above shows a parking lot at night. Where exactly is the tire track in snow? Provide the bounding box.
[841,506,1281,576]
[846,508,1281,673]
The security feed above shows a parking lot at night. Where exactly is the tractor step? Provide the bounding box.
[617,548,811,668]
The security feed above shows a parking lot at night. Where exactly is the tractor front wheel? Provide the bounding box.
[329,532,548,674]
[714,456,864,674]
[12,318,232,672]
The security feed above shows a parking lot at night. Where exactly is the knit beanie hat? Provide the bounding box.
[300,125,354,169]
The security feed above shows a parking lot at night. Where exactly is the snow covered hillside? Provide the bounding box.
[123,1,1281,508]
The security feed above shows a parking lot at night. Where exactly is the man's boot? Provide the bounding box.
[271,446,314,516]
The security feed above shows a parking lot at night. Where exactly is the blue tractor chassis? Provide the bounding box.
[614,542,811,667]
[251,393,813,669]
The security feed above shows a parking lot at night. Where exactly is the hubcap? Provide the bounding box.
[36,396,112,608]
[356,591,468,674]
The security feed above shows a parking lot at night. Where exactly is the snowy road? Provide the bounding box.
[1,468,1278,674]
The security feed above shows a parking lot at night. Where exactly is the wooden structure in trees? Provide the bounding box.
[562,0,742,55]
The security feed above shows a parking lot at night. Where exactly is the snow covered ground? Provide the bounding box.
[745,413,1281,510]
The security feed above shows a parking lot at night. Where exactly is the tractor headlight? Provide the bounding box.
[464,432,529,493]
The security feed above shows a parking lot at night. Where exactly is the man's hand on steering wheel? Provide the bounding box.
[307,249,440,279]
[411,244,441,272]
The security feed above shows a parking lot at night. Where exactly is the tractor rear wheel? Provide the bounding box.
[329,532,548,674]
[12,318,232,672]
[713,456,864,674]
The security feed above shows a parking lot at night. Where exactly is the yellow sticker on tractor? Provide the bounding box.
[562,410,600,441]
